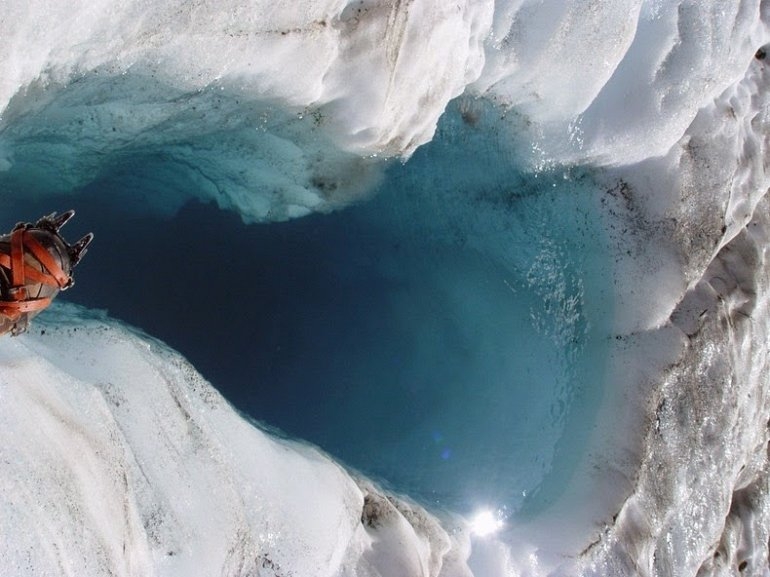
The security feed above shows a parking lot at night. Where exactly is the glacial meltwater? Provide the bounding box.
[0,99,614,520]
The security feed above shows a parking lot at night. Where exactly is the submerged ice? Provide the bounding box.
[2,99,615,522]
[1,1,770,576]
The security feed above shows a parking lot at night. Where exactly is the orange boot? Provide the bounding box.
[0,211,92,336]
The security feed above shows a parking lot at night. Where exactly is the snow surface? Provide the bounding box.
[0,304,474,577]
[2,1,770,576]
[0,0,766,221]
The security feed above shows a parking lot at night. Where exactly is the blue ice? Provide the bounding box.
[1,97,615,521]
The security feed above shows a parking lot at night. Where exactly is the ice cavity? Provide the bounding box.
[2,2,770,575]
[1,1,767,220]
[0,303,473,577]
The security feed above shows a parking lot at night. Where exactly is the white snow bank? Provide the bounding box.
[541,1,768,164]
[0,303,474,577]
[577,188,770,577]
[1,1,768,220]
[0,0,492,158]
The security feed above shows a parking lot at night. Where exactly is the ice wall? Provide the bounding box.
[572,36,770,577]
[0,304,474,577]
[0,0,767,220]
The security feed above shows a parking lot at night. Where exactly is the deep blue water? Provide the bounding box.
[0,98,614,518]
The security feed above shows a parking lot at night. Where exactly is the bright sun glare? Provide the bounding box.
[470,509,504,537]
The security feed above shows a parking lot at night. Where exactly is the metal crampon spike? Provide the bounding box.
[37,209,76,232]
[68,232,94,267]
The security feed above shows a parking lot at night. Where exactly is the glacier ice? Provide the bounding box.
[0,304,474,576]
[1,1,770,576]
[0,0,765,221]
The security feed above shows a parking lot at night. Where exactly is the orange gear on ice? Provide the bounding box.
[0,211,92,336]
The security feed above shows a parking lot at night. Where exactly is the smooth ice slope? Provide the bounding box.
[0,304,473,577]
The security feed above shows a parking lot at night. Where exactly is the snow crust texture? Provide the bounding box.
[0,0,767,220]
[467,10,770,575]
[0,305,473,577]
[571,32,770,577]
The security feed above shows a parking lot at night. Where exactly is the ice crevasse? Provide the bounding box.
[1,1,770,576]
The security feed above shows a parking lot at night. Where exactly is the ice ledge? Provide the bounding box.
[1,1,767,222]
[578,192,770,576]
[0,304,473,577]
[565,40,770,577]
